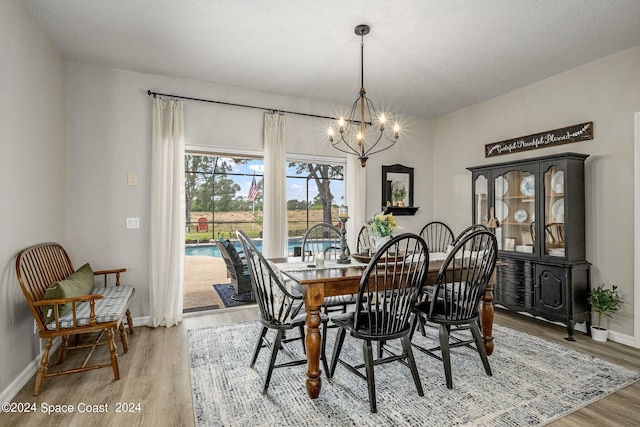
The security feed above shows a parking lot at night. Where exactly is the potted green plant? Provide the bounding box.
[392,186,407,207]
[588,284,623,342]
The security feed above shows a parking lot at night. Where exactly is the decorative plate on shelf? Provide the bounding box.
[495,176,508,197]
[520,175,535,196]
[514,209,528,223]
[495,200,509,222]
[551,171,564,193]
[551,198,565,222]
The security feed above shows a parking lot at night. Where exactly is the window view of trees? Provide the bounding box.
[185,154,344,243]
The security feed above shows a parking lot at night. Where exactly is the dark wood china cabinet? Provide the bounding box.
[468,152,590,340]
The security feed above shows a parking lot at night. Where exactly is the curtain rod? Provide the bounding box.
[147,90,352,123]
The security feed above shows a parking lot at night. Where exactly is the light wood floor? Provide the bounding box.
[4,308,639,426]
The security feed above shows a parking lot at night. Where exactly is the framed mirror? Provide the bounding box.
[382,164,414,211]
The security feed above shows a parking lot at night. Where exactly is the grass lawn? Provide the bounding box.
[186,208,339,241]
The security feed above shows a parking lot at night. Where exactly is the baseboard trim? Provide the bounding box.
[0,337,61,403]
[1,315,148,402]
[608,330,638,348]
[0,358,39,403]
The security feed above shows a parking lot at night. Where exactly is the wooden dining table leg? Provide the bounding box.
[480,270,497,356]
[302,283,324,399]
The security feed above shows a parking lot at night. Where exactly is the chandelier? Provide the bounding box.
[328,24,399,167]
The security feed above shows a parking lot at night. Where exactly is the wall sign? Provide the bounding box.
[485,122,593,158]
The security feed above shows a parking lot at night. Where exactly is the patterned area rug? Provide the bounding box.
[187,321,640,426]
[212,284,254,308]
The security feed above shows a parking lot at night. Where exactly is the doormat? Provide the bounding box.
[213,284,254,308]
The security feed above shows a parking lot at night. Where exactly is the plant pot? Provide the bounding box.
[590,326,608,342]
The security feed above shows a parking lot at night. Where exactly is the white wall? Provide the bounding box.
[66,62,435,320]
[432,46,640,337]
[0,0,68,394]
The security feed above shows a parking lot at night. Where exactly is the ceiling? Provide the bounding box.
[25,0,640,119]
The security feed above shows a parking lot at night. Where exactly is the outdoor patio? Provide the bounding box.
[184,255,234,311]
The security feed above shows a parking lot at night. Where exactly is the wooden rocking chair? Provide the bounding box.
[15,242,135,395]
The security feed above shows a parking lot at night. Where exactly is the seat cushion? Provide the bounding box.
[45,285,134,330]
[42,263,94,323]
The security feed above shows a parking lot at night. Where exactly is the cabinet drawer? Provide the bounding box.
[499,270,525,282]
[497,291,528,308]
[499,258,526,273]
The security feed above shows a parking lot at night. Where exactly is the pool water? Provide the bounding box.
[185,238,303,258]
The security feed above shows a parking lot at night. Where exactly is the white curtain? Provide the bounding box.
[148,98,185,328]
[346,155,367,250]
[262,112,287,258]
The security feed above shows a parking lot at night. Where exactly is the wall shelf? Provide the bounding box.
[382,206,419,216]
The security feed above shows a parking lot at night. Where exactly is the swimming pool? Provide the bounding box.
[185,238,304,258]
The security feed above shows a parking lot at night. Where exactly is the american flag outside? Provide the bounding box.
[247,176,259,202]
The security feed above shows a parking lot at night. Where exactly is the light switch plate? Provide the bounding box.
[127,218,140,229]
[127,172,138,186]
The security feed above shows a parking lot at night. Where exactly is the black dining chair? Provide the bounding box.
[356,225,372,254]
[451,223,488,246]
[410,230,497,389]
[329,233,429,413]
[419,221,455,253]
[415,221,456,335]
[236,230,330,394]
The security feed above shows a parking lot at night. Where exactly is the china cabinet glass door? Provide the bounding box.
[493,167,536,252]
[473,174,489,227]
[543,164,565,257]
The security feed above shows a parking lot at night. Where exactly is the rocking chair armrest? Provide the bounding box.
[34,294,106,330]
[93,268,127,287]
[33,294,104,306]
[93,268,127,276]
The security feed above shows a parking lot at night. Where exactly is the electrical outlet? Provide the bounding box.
[127,172,138,186]
[127,218,140,229]
[34,319,38,334]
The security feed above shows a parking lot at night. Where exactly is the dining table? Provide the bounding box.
[272,253,500,400]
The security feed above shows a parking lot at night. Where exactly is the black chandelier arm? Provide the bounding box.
[330,137,366,157]
[360,130,398,157]
[363,137,398,158]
